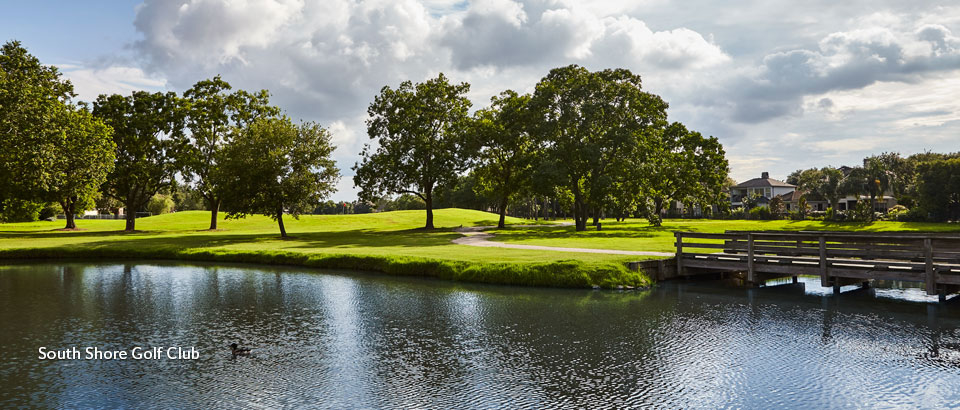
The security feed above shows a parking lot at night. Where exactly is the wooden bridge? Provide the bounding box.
[674,231,960,301]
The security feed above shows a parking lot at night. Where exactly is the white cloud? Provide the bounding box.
[34,0,942,198]
[60,64,168,102]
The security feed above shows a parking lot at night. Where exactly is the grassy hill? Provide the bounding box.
[0,209,649,288]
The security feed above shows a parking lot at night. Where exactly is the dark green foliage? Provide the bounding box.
[529,65,669,231]
[916,159,960,221]
[354,73,472,229]
[218,117,340,237]
[0,41,76,200]
[0,199,43,222]
[93,91,184,231]
[177,76,280,229]
[471,90,536,228]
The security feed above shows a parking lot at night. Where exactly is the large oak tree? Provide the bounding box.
[354,73,472,229]
[177,76,279,230]
[529,65,668,231]
[470,90,537,228]
[218,117,339,237]
[93,91,184,231]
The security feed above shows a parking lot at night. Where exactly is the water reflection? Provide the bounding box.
[1,262,959,408]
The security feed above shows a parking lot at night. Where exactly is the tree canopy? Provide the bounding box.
[93,91,184,231]
[529,65,668,231]
[219,117,339,237]
[353,73,472,229]
[177,75,279,230]
[470,90,537,228]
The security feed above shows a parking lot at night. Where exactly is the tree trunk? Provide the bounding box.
[498,197,508,229]
[63,200,76,230]
[424,187,435,229]
[277,208,287,237]
[209,198,221,230]
[574,194,587,231]
[125,205,136,231]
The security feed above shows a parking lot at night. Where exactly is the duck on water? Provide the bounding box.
[230,343,251,357]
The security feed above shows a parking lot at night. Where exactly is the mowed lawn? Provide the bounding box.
[0,209,642,265]
[489,218,960,253]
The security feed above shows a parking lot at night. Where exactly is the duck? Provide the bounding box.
[229,343,251,357]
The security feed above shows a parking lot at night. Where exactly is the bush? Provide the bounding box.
[0,199,43,222]
[39,203,63,220]
[748,206,773,220]
[147,194,175,215]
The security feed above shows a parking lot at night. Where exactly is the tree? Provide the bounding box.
[529,65,668,231]
[916,159,960,221]
[0,40,75,204]
[93,91,184,231]
[646,122,728,225]
[43,105,116,229]
[147,194,174,215]
[177,76,279,230]
[797,167,845,215]
[768,196,785,217]
[471,90,537,228]
[354,73,472,229]
[219,117,339,237]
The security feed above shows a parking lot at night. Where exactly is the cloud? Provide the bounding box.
[727,21,960,123]
[59,64,167,102]
[117,0,960,198]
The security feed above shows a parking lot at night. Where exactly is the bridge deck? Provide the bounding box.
[675,231,960,299]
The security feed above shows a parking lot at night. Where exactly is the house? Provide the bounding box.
[729,172,796,208]
[730,169,898,212]
[776,189,829,212]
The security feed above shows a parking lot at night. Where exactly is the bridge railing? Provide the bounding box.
[674,230,960,295]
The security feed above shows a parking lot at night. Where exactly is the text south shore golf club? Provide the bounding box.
[38,346,200,360]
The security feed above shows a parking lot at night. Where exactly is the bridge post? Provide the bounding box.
[747,233,756,286]
[675,232,684,277]
[924,238,936,295]
[819,236,829,287]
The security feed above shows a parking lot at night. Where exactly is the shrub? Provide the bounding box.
[885,205,909,221]
[768,197,785,218]
[0,199,43,222]
[147,194,175,215]
[748,206,773,220]
[39,203,63,220]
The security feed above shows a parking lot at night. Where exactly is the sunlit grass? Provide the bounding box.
[489,218,960,252]
[0,209,650,288]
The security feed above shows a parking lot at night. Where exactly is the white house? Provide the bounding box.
[729,172,796,208]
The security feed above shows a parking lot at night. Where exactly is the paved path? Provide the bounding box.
[452,224,674,257]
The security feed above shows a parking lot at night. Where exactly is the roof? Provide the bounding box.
[732,177,795,189]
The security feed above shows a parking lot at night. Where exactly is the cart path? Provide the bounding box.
[452,224,675,257]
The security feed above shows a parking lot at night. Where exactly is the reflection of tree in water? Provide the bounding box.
[919,304,960,367]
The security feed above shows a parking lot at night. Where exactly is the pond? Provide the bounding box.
[1,262,959,408]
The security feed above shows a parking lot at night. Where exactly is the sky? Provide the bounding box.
[3,0,960,201]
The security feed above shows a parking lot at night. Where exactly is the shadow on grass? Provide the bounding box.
[19,228,463,253]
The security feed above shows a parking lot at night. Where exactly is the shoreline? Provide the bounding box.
[0,246,653,289]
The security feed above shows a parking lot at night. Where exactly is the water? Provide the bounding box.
[1,262,959,409]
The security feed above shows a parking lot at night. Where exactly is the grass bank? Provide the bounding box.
[0,209,650,289]
[490,218,960,253]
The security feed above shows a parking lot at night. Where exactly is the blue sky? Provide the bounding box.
[4,1,960,201]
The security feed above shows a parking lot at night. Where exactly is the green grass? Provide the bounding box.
[0,209,650,288]
[490,218,960,253]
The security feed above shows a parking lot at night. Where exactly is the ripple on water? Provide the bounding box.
[2,263,960,409]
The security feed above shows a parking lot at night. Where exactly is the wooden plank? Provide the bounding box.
[747,233,756,284]
[925,238,936,295]
[675,232,684,277]
[679,232,746,240]
[828,268,925,282]
[819,236,829,287]
[675,242,729,250]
